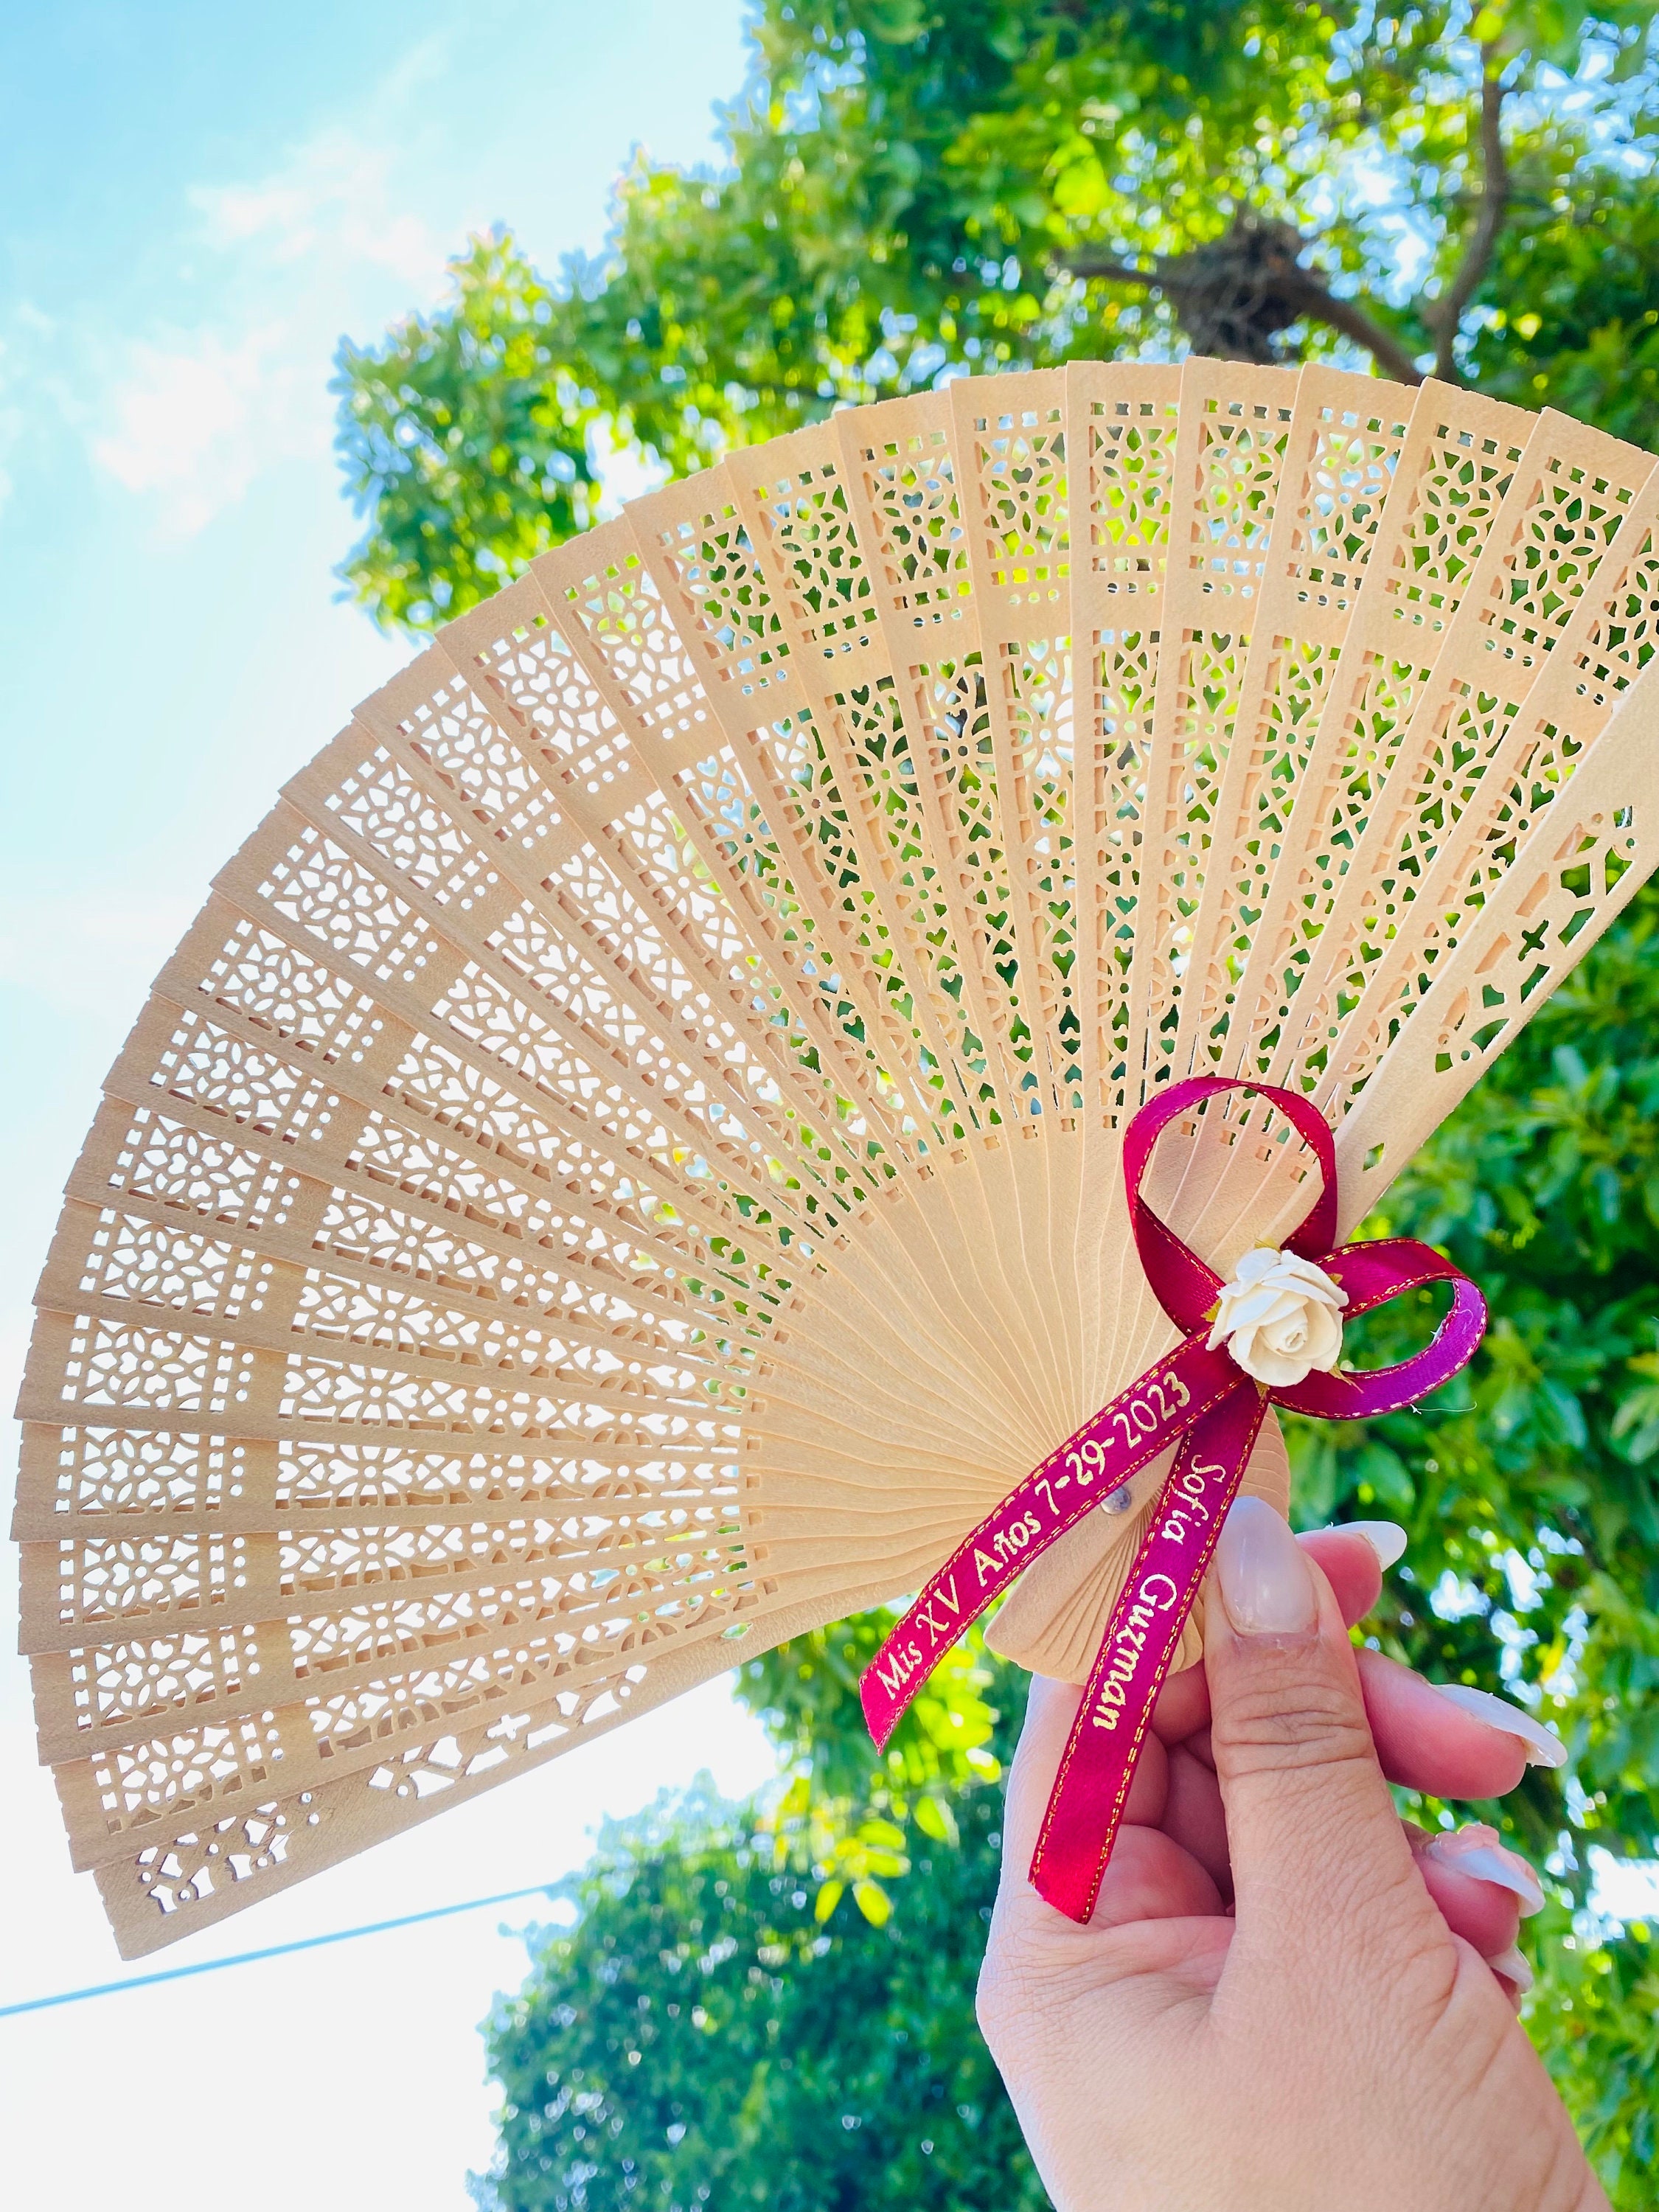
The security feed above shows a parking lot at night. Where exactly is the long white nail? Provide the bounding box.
[1219,1496,1317,1635]
[1485,1943,1534,1996]
[1343,1520,1407,1568]
[1424,1827,1545,1914]
[1430,1683,1567,1768]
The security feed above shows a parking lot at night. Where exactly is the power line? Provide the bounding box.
[0,1879,563,2019]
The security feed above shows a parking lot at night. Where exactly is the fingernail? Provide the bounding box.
[1424,1826,1545,1915]
[1429,1683,1568,1769]
[1343,1520,1408,1569]
[1485,1942,1534,1997]
[1219,1496,1318,1635]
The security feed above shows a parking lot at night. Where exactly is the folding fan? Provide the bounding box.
[16,358,1659,1957]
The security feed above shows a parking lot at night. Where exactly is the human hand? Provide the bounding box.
[977,1500,1605,2212]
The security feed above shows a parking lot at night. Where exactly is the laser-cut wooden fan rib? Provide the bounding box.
[1064,359,1183,1126]
[1124,359,1301,1099]
[16,364,1659,1958]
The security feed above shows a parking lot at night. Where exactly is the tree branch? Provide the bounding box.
[1250,266,1426,388]
[1422,57,1509,383]
[1063,237,1425,386]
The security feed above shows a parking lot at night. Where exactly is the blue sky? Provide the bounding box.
[0,7,778,2206]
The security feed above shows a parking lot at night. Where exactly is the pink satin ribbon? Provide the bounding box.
[860,1077,1487,1923]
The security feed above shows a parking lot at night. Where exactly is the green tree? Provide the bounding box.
[336,6,1659,2199]
[335,0,1659,627]
[473,1716,1045,2211]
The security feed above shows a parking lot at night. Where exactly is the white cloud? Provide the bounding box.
[90,324,293,533]
[190,125,441,287]
[88,106,451,535]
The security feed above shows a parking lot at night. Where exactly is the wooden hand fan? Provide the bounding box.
[16,358,1659,1956]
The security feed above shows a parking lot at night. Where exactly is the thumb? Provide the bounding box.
[1203,1496,1433,1959]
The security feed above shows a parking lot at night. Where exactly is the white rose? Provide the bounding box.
[1206,1245,1347,1388]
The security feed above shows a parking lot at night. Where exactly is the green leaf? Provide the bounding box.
[858,1818,907,1851]
[914,1792,959,1846]
[1051,149,1109,219]
[1354,1441,1415,1515]
[852,1879,893,1927]
[1540,1377,1590,1451]
[778,1773,811,1820]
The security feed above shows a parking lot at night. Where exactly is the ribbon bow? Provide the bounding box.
[860,1077,1487,1923]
